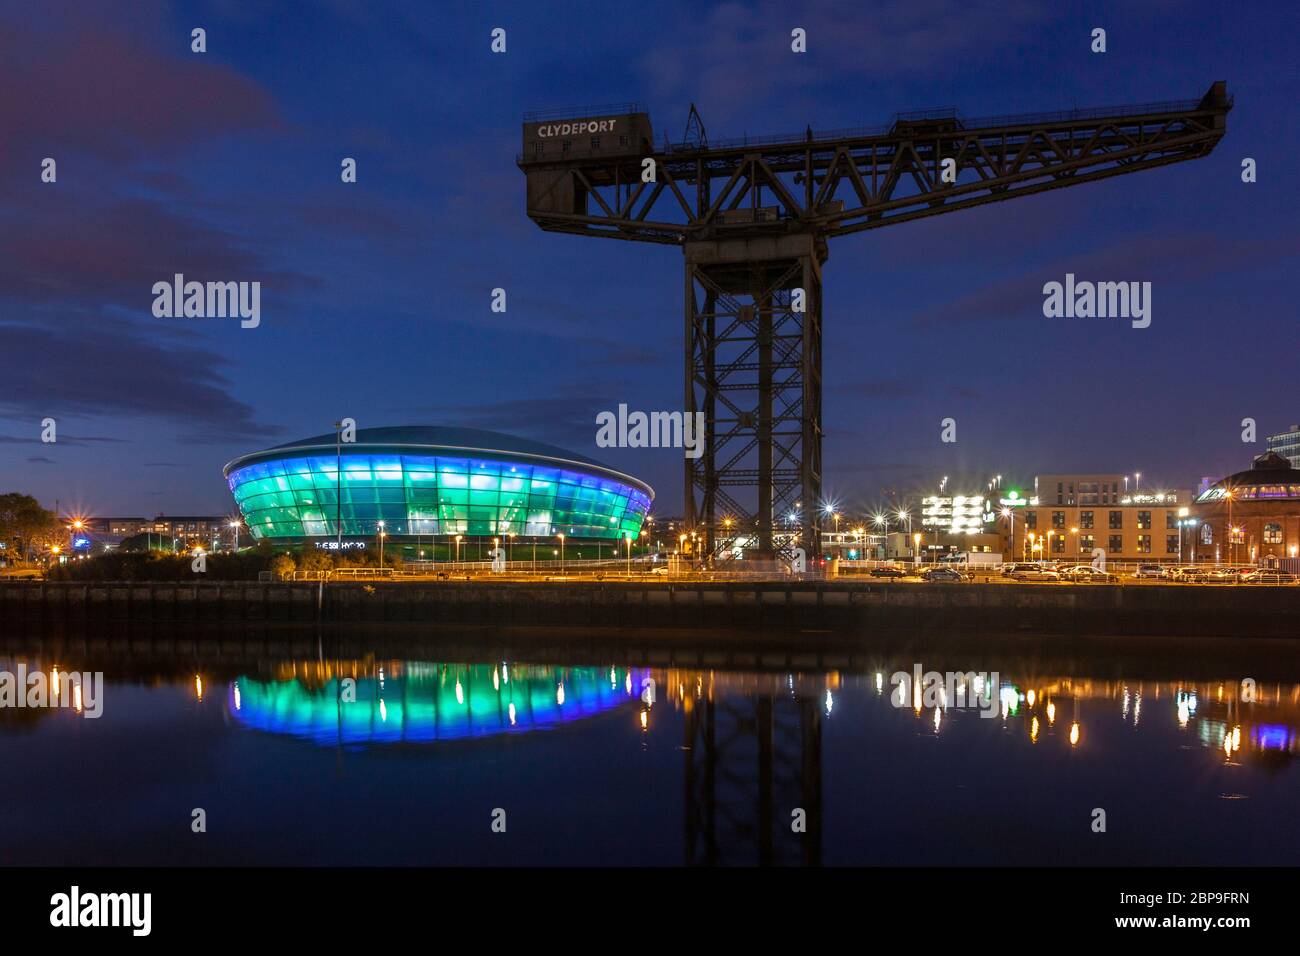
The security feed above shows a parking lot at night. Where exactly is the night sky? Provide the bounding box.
[1,0,1295,519]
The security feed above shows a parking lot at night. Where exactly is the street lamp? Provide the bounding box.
[557,532,565,571]
[1000,507,1014,561]
[377,520,386,570]
[455,534,463,563]
[228,519,240,552]
[912,532,921,567]
[1070,526,1079,554]
[625,533,633,575]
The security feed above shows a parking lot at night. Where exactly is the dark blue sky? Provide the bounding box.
[1,0,1296,518]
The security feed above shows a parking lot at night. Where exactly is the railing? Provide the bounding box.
[660,96,1218,154]
[523,102,646,122]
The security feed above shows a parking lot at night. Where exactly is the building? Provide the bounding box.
[82,515,233,549]
[1012,477,1193,563]
[1033,474,1128,506]
[1267,425,1300,469]
[1190,452,1300,565]
[223,425,654,551]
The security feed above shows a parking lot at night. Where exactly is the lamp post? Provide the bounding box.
[228,520,240,553]
[1070,526,1079,555]
[912,532,921,568]
[455,534,463,564]
[557,532,565,571]
[1000,507,1014,562]
[625,533,632,576]
[377,520,385,570]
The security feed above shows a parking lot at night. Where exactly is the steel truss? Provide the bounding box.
[522,84,1230,557]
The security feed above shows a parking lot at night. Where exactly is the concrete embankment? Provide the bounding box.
[1,580,1296,638]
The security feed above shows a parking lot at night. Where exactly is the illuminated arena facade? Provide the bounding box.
[223,426,653,545]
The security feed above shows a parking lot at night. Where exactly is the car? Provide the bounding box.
[920,566,965,582]
[1001,562,1042,577]
[1133,564,1169,579]
[869,564,909,578]
[1240,571,1297,585]
[650,566,671,575]
[1010,566,1060,582]
[1172,567,1211,582]
[1061,565,1118,582]
[1200,567,1239,582]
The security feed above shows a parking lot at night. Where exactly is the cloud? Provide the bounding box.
[636,0,1049,114]
[910,232,1290,327]
[0,323,280,443]
[0,17,281,178]
[0,433,129,446]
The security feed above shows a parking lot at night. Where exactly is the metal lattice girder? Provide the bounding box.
[520,84,1229,553]
[521,84,1230,243]
[685,235,822,556]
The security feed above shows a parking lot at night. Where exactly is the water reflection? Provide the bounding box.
[230,662,652,746]
[2,635,1298,866]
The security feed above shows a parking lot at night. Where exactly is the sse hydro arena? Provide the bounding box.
[223,426,653,552]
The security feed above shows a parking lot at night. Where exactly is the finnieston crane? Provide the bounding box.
[518,83,1231,559]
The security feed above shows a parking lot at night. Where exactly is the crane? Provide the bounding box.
[519,82,1231,559]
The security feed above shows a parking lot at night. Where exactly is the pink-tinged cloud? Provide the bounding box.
[0,20,282,168]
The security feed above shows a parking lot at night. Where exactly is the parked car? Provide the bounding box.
[1198,567,1234,582]
[1060,565,1118,582]
[869,564,909,578]
[1001,562,1042,578]
[1240,571,1297,585]
[1173,567,1211,582]
[1133,564,1169,579]
[920,566,966,582]
[1010,565,1060,582]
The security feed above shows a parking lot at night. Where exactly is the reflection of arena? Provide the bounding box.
[229,661,650,746]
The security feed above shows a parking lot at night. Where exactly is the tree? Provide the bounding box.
[0,493,61,560]
[269,554,297,580]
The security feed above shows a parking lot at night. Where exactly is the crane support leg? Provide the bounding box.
[685,234,824,559]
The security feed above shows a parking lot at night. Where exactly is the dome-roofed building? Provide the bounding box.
[1191,452,1300,564]
[223,425,653,550]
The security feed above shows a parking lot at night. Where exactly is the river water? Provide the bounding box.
[0,627,1295,866]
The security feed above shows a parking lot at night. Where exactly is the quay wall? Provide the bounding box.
[0,580,1295,638]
